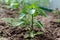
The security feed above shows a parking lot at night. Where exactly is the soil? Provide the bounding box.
[0,4,60,40]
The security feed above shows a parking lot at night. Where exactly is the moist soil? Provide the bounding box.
[0,4,60,40]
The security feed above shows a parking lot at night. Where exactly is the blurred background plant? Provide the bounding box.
[0,0,50,9]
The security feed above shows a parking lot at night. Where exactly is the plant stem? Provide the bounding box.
[31,14,33,31]
[29,14,34,40]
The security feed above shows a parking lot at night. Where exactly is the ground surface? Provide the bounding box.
[0,4,60,40]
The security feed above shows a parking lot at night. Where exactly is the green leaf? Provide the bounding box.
[19,13,25,19]
[37,21,43,28]
[34,32,43,36]
[37,21,45,32]
[30,31,35,38]
[10,2,19,9]
[5,0,11,4]
[38,21,43,26]
[38,9,47,17]
[1,18,23,26]
[15,21,24,26]
[33,12,38,17]
[25,27,31,31]
[30,9,36,14]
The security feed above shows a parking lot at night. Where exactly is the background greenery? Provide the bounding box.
[0,0,50,7]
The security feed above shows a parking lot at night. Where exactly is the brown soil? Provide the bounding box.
[0,4,19,18]
[0,4,60,40]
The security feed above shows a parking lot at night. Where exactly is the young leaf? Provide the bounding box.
[19,13,25,19]
[38,21,43,27]
[15,21,24,26]
[30,9,36,14]
[38,9,47,17]
[37,21,43,28]
[1,18,24,26]
[30,31,35,38]
[37,21,45,32]
[34,32,43,36]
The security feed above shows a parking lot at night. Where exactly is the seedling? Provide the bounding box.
[1,0,47,39]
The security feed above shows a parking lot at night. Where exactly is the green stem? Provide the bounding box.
[31,14,33,31]
[29,14,33,40]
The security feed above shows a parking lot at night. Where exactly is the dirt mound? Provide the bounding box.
[0,18,60,40]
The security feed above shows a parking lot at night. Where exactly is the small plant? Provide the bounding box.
[2,2,47,39]
[23,3,47,38]
[1,0,47,39]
